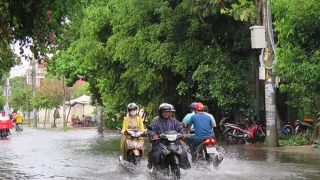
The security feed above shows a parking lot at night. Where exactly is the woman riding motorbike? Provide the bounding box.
[120,103,145,161]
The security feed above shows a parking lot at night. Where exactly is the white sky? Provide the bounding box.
[9,42,33,78]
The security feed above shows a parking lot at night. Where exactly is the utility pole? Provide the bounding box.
[25,75,30,125]
[32,58,37,127]
[263,0,278,147]
[62,75,67,127]
[4,78,10,115]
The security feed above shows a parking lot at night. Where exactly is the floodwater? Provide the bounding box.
[1,127,320,180]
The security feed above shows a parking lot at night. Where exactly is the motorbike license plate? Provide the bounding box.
[206,146,216,154]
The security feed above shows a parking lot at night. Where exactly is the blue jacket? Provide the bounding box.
[148,117,186,138]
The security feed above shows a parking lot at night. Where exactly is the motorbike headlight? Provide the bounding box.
[125,140,135,149]
[166,134,177,141]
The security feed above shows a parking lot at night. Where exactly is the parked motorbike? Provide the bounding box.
[294,120,313,135]
[281,121,294,135]
[147,126,183,180]
[193,137,223,168]
[222,117,266,144]
[119,127,146,166]
[219,112,234,131]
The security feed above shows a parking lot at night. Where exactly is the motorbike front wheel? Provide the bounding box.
[223,129,239,144]
[128,154,140,166]
[169,164,180,180]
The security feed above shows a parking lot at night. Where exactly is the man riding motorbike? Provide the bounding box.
[185,102,215,162]
[147,103,191,171]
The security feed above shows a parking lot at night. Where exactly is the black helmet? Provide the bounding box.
[127,103,138,110]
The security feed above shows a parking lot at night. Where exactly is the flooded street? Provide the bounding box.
[1,126,320,180]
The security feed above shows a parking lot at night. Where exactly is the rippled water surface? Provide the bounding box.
[1,126,319,180]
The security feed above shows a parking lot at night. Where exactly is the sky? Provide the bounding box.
[9,42,33,78]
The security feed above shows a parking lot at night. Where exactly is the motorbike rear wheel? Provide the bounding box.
[284,125,294,135]
[223,129,239,144]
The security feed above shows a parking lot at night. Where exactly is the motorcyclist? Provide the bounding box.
[15,111,23,130]
[148,103,191,170]
[147,103,177,168]
[120,103,145,161]
[181,102,196,128]
[0,111,12,135]
[185,102,214,162]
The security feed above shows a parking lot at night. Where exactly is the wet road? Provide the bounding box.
[1,127,320,180]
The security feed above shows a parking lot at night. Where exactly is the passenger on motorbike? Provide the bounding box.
[181,102,196,128]
[148,103,191,170]
[120,103,145,160]
[185,102,214,162]
[203,105,216,136]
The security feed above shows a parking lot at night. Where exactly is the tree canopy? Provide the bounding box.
[0,0,79,79]
[48,0,262,121]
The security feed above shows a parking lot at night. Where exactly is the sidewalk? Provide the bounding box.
[265,145,320,154]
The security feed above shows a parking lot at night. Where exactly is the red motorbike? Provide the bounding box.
[222,117,266,144]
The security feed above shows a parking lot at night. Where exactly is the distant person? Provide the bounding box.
[76,116,81,126]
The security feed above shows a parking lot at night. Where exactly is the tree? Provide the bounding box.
[31,77,65,127]
[49,0,263,129]
[0,0,80,79]
[271,0,320,142]
[8,76,32,111]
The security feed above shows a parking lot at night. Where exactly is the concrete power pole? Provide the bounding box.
[62,75,67,127]
[263,0,278,147]
[32,58,37,127]
[25,75,30,125]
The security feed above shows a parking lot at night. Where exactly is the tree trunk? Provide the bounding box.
[97,104,103,134]
[44,107,47,127]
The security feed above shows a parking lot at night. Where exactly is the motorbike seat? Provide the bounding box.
[227,123,246,129]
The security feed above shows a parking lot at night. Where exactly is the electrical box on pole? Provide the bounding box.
[250,26,266,49]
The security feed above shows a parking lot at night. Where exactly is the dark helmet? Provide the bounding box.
[203,105,209,112]
[127,103,138,110]
[190,102,196,111]
[194,102,204,111]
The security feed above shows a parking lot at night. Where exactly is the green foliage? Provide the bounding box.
[8,76,32,110]
[72,82,91,99]
[48,0,263,125]
[59,126,74,131]
[279,131,313,146]
[271,0,320,120]
[103,109,124,129]
[0,0,81,78]
[31,78,63,109]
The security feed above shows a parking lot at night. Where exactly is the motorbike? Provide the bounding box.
[281,121,294,135]
[219,112,234,131]
[193,137,223,168]
[222,117,266,144]
[15,122,23,131]
[119,127,146,167]
[147,126,183,180]
[0,115,13,138]
[294,120,313,135]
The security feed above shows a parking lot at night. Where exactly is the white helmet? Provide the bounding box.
[127,103,138,110]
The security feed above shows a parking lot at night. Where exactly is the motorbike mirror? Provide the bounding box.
[146,125,154,131]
